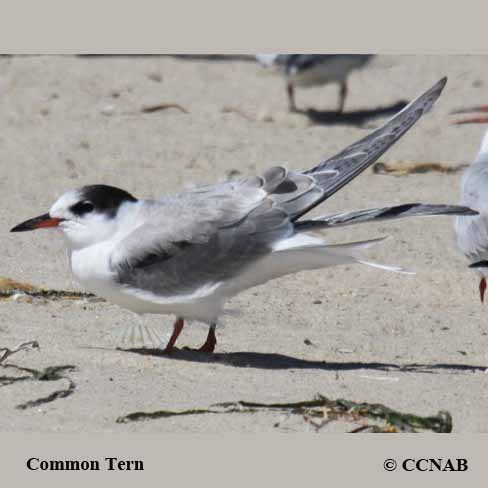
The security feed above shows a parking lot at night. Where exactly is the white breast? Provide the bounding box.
[70,242,117,295]
[69,242,225,321]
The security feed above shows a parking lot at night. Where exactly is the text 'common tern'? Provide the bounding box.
[11,77,476,353]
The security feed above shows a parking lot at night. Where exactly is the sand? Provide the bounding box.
[1,54,488,433]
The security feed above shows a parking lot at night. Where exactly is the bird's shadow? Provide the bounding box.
[114,347,487,375]
[296,100,408,127]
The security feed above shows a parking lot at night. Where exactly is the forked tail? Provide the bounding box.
[295,203,477,232]
[272,234,413,275]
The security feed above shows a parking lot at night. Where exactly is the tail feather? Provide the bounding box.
[273,235,412,275]
[356,259,414,275]
[295,203,477,232]
[224,235,411,297]
[320,236,388,252]
[469,260,488,269]
[320,237,413,274]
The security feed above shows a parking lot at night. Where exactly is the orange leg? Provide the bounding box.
[198,324,217,353]
[480,278,487,303]
[162,317,184,354]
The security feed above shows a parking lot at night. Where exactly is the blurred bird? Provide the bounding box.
[11,78,476,353]
[451,104,488,125]
[456,129,488,302]
[256,54,374,112]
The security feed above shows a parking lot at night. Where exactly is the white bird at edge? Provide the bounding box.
[10,77,477,353]
[456,129,488,302]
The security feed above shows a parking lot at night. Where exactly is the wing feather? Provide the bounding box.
[293,77,447,219]
[110,176,296,297]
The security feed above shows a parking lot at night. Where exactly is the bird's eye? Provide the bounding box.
[70,201,95,216]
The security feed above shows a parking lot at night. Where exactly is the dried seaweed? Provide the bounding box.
[221,106,274,123]
[372,161,468,176]
[0,341,39,364]
[116,394,452,433]
[0,372,32,387]
[14,289,99,300]
[15,376,76,410]
[0,276,99,302]
[1,363,77,409]
[141,103,188,114]
[221,106,256,121]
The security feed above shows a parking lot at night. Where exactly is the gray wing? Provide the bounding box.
[293,77,447,220]
[110,172,300,297]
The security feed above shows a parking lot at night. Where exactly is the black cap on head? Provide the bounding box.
[74,185,137,218]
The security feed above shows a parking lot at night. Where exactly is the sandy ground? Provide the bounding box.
[1,55,488,433]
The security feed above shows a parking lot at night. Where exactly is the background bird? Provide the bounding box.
[256,54,374,112]
[451,104,488,125]
[11,78,476,353]
[456,129,488,301]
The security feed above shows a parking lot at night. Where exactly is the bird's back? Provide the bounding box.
[256,54,373,87]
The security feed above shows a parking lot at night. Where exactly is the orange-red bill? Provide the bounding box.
[453,116,488,126]
[10,213,64,232]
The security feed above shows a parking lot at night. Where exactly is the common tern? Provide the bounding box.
[256,54,374,112]
[456,129,488,301]
[11,77,476,353]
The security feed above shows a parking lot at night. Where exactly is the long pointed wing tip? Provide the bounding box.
[438,76,448,88]
[405,77,448,116]
[431,76,448,97]
[469,261,488,269]
[417,76,448,109]
[458,207,479,216]
[426,76,447,94]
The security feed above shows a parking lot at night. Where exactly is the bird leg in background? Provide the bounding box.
[198,324,217,353]
[287,82,297,112]
[162,317,184,354]
[480,278,487,303]
[338,81,348,113]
